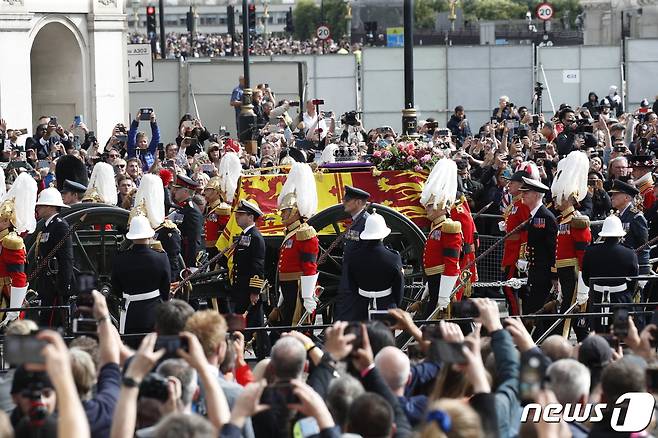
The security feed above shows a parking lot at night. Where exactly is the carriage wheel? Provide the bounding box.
[307,203,426,324]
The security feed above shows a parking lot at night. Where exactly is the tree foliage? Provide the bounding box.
[293,0,348,40]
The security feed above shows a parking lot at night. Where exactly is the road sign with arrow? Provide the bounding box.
[127,44,154,83]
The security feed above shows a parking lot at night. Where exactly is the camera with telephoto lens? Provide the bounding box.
[139,373,169,402]
[341,111,359,127]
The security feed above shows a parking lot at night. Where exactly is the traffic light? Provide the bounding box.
[227,5,235,35]
[248,4,256,31]
[146,5,156,35]
[186,8,196,34]
[285,8,294,34]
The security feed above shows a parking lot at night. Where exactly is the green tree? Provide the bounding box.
[468,0,527,20]
[415,0,438,30]
[293,0,348,41]
[293,0,319,40]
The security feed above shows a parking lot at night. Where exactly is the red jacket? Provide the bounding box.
[555,208,591,269]
[637,178,656,211]
[451,198,478,281]
[278,222,319,282]
[502,196,530,268]
[423,216,462,277]
[0,230,26,292]
[204,201,231,248]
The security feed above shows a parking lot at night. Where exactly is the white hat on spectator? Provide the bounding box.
[360,210,391,240]
[36,187,69,208]
[83,162,117,205]
[551,151,589,205]
[599,215,626,238]
[126,215,155,240]
[421,158,457,210]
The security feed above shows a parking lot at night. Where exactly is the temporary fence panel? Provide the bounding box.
[447,45,533,131]
[361,46,447,133]
[536,45,621,118]
[272,54,358,122]
[626,39,658,111]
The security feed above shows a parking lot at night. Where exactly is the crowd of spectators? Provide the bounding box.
[128,32,359,59]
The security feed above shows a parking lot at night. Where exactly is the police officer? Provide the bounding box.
[333,186,370,322]
[170,175,203,269]
[418,159,462,319]
[582,215,638,333]
[275,163,319,326]
[133,174,182,280]
[231,200,267,357]
[202,177,231,260]
[349,211,404,321]
[34,188,73,327]
[610,179,650,278]
[111,215,171,337]
[60,179,87,207]
[518,177,557,315]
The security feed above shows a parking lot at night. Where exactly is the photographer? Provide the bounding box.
[447,106,471,144]
[176,115,211,149]
[127,108,160,171]
[587,171,612,220]
[492,96,518,122]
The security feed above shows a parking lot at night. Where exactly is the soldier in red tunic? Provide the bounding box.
[500,164,538,315]
[275,162,320,326]
[202,176,231,259]
[0,173,37,327]
[630,155,656,211]
[551,151,592,339]
[419,159,462,318]
[450,194,478,300]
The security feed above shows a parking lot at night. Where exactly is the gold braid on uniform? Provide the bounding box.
[440,219,462,234]
[296,223,317,241]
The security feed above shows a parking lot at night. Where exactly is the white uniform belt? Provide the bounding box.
[120,289,160,334]
[358,288,392,299]
[592,284,626,293]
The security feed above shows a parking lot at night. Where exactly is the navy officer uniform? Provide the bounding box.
[611,180,650,275]
[348,212,404,321]
[170,175,203,269]
[111,216,171,337]
[582,215,638,333]
[519,177,558,315]
[34,189,74,327]
[61,179,87,206]
[334,186,370,322]
[154,221,182,280]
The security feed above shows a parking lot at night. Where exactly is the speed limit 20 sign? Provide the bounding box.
[316,25,331,40]
[536,2,554,21]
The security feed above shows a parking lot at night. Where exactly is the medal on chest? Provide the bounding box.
[532,218,545,229]
[40,232,50,243]
[429,229,441,240]
[283,238,293,249]
[558,223,570,235]
[239,235,252,246]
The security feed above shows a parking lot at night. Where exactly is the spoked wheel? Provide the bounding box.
[26,204,130,325]
[307,203,426,325]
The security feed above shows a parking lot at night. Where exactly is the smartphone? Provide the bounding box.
[519,353,545,405]
[74,115,82,126]
[164,159,175,169]
[532,115,540,125]
[506,120,519,130]
[311,99,324,105]
[437,128,450,137]
[182,120,195,130]
[49,116,58,126]
[155,335,189,356]
[115,134,128,143]
[225,313,246,332]
[368,310,396,327]
[72,318,97,335]
[37,160,50,169]
[288,101,300,107]
[139,107,154,121]
[260,381,300,405]
[429,339,467,364]
[4,335,47,365]
[613,308,629,339]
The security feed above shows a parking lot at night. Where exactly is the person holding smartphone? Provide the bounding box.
[127,108,160,172]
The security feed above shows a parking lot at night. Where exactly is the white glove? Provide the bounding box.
[576,272,589,305]
[498,221,507,232]
[421,283,429,300]
[516,259,528,272]
[438,275,458,310]
[5,285,27,323]
[303,297,317,314]
[276,291,284,307]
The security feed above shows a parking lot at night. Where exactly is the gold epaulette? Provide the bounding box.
[216,205,231,216]
[571,215,590,229]
[296,223,317,241]
[249,275,265,289]
[440,219,462,234]
[2,232,24,251]
[161,219,178,230]
[150,241,165,252]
